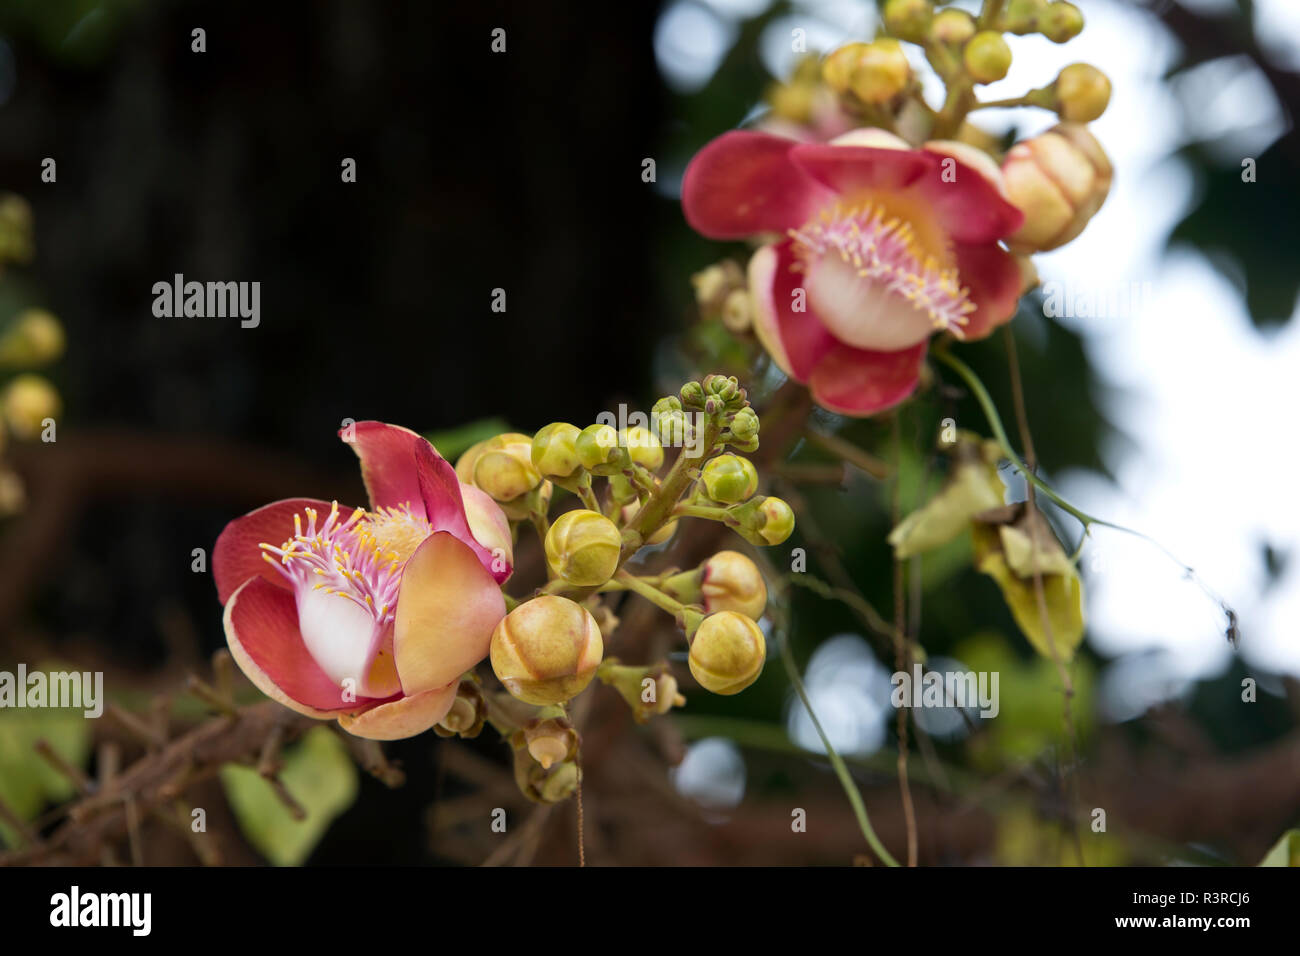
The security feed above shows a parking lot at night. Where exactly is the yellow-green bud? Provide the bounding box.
[700,550,768,619]
[822,42,870,94]
[2,373,59,440]
[679,381,707,408]
[689,611,766,696]
[622,425,664,470]
[728,406,759,442]
[757,496,795,545]
[1002,122,1112,253]
[538,761,579,803]
[545,509,621,586]
[575,423,626,475]
[849,39,910,104]
[621,500,677,546]
[0,309,65,366]
[434,680,487,738]
[1002,0,1048,34]
[884,0,933,43]
[964,31,1012,84]
[931,9,975,46]
[721,288,752,333]
[766,81,815,123]
[1054,62,1110,122]
[0,194,34,265]
[1041,1,1083,43]
[531,422,583,479]
[490,595,604,705]
[474,442,542,502]
[701,453,758,504]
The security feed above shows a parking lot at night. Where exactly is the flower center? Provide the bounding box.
[788,200,975,350]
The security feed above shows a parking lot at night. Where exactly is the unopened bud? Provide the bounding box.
[434,680,487,738]
[1054,62,1110,122]
[689,611,766,696]
[490,596,604,705]
[575,423,628,475]
[545,509,621,587]
[964,31,1012,84]
[728,406,759,442]
[700,550,768,619]
[474,443,542,503]
[1002,0,1048,34]
[884,0,933,43]
[622,425,664,470]
[930,8,975,46]
[1041,1,1083,43]
[531,422,583,479]
[847,39,910,104]
[721,288,752,333]
[756,496,795,545]
[0,309,65,366]
[701,453,759,504]
[522,717,579,770]
[679,381,707,409]
[822,42,870,94]
[2,374,59,440]
[1002,122,1112,254]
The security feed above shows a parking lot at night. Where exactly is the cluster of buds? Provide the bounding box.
[0,194,66,516]
[459,376,791,802]
[691,259,751,333]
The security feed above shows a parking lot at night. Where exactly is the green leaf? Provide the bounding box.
[424,418,512,462]
[1259,829,1300,867]
[0,703,92,848]
[220,727,359,866]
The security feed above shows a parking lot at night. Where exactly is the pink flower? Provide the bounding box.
[214,422,513,740]
[683,128,1026,415]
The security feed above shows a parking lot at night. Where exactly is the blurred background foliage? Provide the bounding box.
[0,0,1297,866]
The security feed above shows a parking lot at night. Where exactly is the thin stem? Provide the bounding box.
[614,569,691,621]
[890,415,919,866]
[802,429,891,480]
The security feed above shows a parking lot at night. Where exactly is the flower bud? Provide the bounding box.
[1054,62,1110,122]
[756,496,795,545]
[700,550,768,619]
[1002,0,1048,34]
[2,373,59,440]
[512,745,579,803]
[728,406,759,442]
[848,39,910,104]
[490,596,604,705]
[930,8,975,46]
[521,717,579,770]
[0,309,65,366]
[679,381,707,409]
[0,468,23,517]
[1001,122,1111,254]
[600,661,686,723]
[537,761,579,803]
[689,611,766,696]
[1041,1,1083,43]
[434,680,487,738]
[575,423,627,475]
[0,194,34,265]
[964,31,1012,84]
[822,42,870,94]
[622,425,664,470]
[621,500,678,546]
[691,260,745,317]
[474,443,542,503]
[531,422,583,479]
[766,80,815,123]
[701,453,758,504]
[884,0,933,43]
[545,509,621,586]
[721,288,752,333]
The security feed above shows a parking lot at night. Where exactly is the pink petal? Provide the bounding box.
[682,131,834,239]
[223,577,388,715]
[954,242,1024,340]
[912,154,1024,245]
[393,531,506,696]
[788,142,932,197]
[336,683,458,741]
[808,341,927,417]
[342,421,430,517]
[415,440,512,583]
[749,240,837,381]
[214,497,343,604]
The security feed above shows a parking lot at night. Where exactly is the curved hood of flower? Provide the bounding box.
[213,422,513,740]
[682,129,1025,416]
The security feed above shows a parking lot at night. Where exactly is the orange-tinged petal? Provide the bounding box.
[337,683,458,740]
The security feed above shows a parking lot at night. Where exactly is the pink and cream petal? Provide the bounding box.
[807,341,928,417]
[214,497,343,604]
[789,142,932,197]
[911,153,1024,245]
[461,482,514,577]
[415,440,511,583]
[750,240,837,381]
[343,421,429,517]
[336,683,459,741]
[393,531,506,696]
[294,587,401,699]
[953,242,1024,340]
[682,130,834,239]
[223,577,380,715]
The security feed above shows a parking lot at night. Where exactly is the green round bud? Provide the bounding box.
[679,381,707,409]
[756,496,795,546]
[1054,62,1110,122]
[651,395,682,416]
[884,0,933,43]
[930,8,975,46]
[621,425,664,470]
[490,595,604,705]
[964,31,1012,84]
[849,38,910,104]
[689,611,766,696]
[575,423,627,475]
[822,42,871,94]
[704,374,742,401]
[531,422,583,479]
[1002,0,1048,34]
[2,374,59,441]
[0,309,65,366]
[1041,1,1083,43]
[701,453,759,504]
[545,509,622,587]
[728,406,759,442]
[473,444,541,502]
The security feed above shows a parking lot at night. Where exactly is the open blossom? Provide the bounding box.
[683,128,1026,415]
[214,422,513,740]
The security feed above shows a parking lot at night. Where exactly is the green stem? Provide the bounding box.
[624,418,723,556]
[614,569,694,623]
[776,622,900,867]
